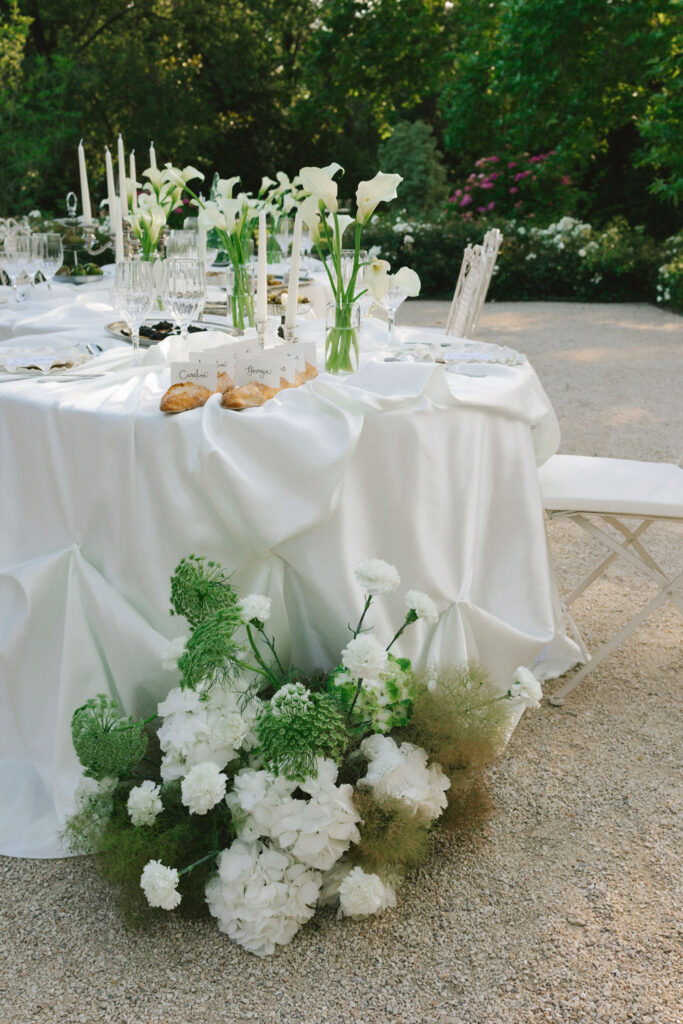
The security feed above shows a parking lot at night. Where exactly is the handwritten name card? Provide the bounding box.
[267,341,317,373]
[170,361,218,390]
[234,355,296,388]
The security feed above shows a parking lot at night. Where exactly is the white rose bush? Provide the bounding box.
[64,553,543,956]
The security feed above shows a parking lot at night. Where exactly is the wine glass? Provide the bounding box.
[272,213,292,261]
[2,234,31,302]
[166,229,198,259]
[381,283,409,346]
[161,258,206,359]
[32,233,63,290]
[111,260,154,362]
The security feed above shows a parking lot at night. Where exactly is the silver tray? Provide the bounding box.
[105,319,240,347]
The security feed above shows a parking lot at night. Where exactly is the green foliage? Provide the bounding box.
[176,608,244,691]
[350,789,431,876]
[401,664,509,777]
[377,120,448,217]
[71,695,147,781]
[97,783,233,923]
[656,233,683,310]
[256,685,348,781]
[170,555,239,629]
[328,654,417,736]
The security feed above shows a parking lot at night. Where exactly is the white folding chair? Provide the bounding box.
[470,228,503,334]
[445,243,484,338]
[538,455,683,705]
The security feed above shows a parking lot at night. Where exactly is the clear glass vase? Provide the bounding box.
[228,262,255,331]
[325,301,360,374]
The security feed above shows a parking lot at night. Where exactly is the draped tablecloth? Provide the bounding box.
[0,282,578,857]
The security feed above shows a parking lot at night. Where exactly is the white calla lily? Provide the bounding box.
[389,266,421,296]
[197,202,226,232]
[298,164,343,212]
[259,176,276,195]
[161,164,204,189]
[143,167,163,192]
[356,171,403,224]
[327,213,355,241]
[298,194,323,240]
[364,257,392,301]
[214,176,241,200]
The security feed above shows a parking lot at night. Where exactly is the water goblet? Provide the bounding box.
[32,233,63,290]
[382,284,409,346]
[161,258,206,360]
[111,259,154,362]
[2,234,31,302]
[272,213,292,261]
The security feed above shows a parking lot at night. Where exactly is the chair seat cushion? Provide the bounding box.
[538,455,683,518]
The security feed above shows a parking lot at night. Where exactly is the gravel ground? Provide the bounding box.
[1,301,681,1024]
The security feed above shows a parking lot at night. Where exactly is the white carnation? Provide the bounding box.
[354,558,400,595]
[318,859,354,907]
[239,594,272,623]
[338,866,396,919]
[205,841,321,956]
[140,860,181,910]
[341,634,389,680]
[161,635,187,671]
[510,666,543,709]
[404,590,439,625]
[358,734,450,823]
[181,761,228,814]
[127,780,163,826]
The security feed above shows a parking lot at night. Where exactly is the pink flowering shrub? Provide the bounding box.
[448,151,579,222]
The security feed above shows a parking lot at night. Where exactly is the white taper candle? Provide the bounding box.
[129,151,138,211]
[149,142,157,171]
[285,211,302,331]
[77,140,92,225]
[105,147,117,225]
[257,210,268,323]
[117,133,127,213]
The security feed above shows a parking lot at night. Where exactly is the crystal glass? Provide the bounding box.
[166,229,198,260]
[382,284,409,345]
[161,258,206,359]
[32,233,63,290]
[2,234,31,301]
[325,300,360,374]
[272,213,293,261]
[111,260,154,362]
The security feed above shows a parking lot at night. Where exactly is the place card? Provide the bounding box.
[170,361,218,390]
[189,340,260,380]
[267,341,318,372]
[234,354,296,387]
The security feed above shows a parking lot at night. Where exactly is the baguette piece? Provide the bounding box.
[221,381,280,410]
[160,381,215,413]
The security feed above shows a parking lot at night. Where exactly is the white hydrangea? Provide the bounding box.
[227,759,361,871]
[341,634,389,680]
[127,780,163,826]
[161,635,188,671]
[358,734,450,823]
[239,594,272,623]
[353,559,400,595]
[157,680,261,781]
[181,761,228,814]
[404,589,439,625]
[338,866,397,919]
[510,666,543,709]
[205,841,321,956]
[140,860,181,910]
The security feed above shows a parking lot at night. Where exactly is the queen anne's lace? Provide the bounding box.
[205,841,321,956]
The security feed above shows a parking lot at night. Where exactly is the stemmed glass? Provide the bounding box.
[111,260,154,362]
[272,213,292,261]
[381,283,409,346]
[2,234,31,302]
[166,229,198,260]
[32,233,63,290]
[161,258,206,360]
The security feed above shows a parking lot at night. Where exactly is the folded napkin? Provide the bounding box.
[0,344,89,374]
[443,339,526,366]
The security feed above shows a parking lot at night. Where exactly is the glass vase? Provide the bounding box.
[228,262,255,331]
[325,301,360,374]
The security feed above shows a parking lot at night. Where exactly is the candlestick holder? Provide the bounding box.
[256,317,267,351]
[283,323,298,344]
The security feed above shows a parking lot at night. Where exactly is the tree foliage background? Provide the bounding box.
[0,0,681,232]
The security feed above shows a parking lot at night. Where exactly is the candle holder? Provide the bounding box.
[283,323,298,344]
[256,317,267,351]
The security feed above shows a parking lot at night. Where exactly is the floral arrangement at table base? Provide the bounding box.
[64,555,542,957]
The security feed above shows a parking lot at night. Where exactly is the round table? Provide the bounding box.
[0,281,578,856]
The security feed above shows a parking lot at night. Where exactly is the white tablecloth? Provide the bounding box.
[0,282,578,857]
